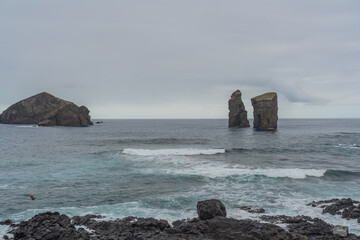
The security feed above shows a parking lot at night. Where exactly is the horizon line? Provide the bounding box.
[91,117,360,120]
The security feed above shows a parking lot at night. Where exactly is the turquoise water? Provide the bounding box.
[1,119,360,237]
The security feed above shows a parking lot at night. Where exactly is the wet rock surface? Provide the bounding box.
[228,90,250,128]
[0,92,93,127]
[333,225,349,238]
[0,219,13,226]
[251,92,278,130]
[239,206,265,214]
[4,199,360,240]
[260,215,359,239]
[197,199,227,220]
[6,213,302,240]
[307,198,360,221]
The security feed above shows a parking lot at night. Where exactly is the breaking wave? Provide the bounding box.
[123,148,226,156]
[164,167,327,179]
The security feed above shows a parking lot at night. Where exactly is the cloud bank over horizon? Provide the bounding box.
[1,0,359,118]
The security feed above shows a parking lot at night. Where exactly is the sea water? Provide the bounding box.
[0,119,360,238]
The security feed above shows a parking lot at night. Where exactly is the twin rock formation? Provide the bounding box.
[0,92,93,127]
[228,90,278,130]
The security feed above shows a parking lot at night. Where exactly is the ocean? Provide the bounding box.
[1,119,360,238]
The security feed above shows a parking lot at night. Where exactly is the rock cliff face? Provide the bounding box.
[251,92,278,130]
[0,92,93,127]
[228,90,250,128]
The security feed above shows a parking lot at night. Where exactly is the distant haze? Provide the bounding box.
[1,1,359,118]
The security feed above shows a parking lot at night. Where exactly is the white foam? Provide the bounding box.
[335,144,360,149]
[0,225,12,240]
[75,225,95,234]
[9,201,196,225]
[165,167,326,179]
[0,184,10,189]
[15,125,38,128]
[123,148,225,156]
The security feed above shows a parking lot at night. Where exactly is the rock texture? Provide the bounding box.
[260,215,359,240]
[0,92,93,127]
[240,206,265,213]
[5,199,359,240]
[251,92,278,130]
[333,225,349,238]
[228,90,250,128]
[307,198,360,221]
[197,199,227,220]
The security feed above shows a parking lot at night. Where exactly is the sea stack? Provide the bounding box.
[0,92,93,127]
[251,92,278,130]
[228,90,250,128]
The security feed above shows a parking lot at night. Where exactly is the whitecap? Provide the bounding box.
[0,184,10,189]
[335,144,360,149]
[15,125,38,128]
[164,167,326,179]
[122,148,225,156]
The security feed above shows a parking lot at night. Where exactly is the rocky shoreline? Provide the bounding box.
[2,199,360,240]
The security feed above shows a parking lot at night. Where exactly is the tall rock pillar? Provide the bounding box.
[228,90,250,128]
[251,92,278,130]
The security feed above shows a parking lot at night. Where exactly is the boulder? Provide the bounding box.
[251,92,278,130]
[197,199,227,220]
[0,92,93,127]
[332,225,348,238]
[228,90,250,128]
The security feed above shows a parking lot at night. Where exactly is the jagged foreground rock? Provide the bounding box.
[228,90,250,128]
[0,92,93,127]
[251,92,278,130]
[4,199,359,240]
[307,198,360,222]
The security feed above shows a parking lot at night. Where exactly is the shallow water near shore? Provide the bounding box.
[1,119,360,238]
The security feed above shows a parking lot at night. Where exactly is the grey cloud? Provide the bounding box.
[0,0,359,118]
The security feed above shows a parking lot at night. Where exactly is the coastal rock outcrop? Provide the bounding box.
[307,198,360,221]
[0,92,93,127]
[251,92,278,130]
[260,215,359,239]
[228,90,250,128]
[5,199,359,240]
[197,199,227,220]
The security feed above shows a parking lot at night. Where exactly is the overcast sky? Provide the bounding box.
[1,0,359,118]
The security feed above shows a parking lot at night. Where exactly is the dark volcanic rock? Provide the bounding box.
[6,199,360,240]
[9,212,90,240]
[7,214,303,240]
[261,215,359,240]
[0,219,13,225]
[251,92,278,130]
[239,206,265,213]
[308,198,360,220]
[0,92,93,127]
[197,199,227,220]
[168,216,301,240]
[228,90,250,128]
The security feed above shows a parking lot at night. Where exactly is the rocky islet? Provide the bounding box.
[228,90,278,130]
[0,92,93,127]
[228,90,250,128]
[251,92,278,130]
